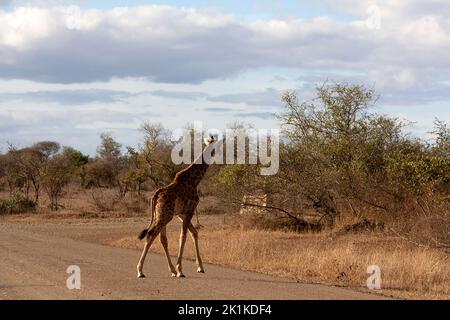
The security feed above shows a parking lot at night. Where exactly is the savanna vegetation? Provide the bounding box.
[217,83,449,249]
[1,83,449,298]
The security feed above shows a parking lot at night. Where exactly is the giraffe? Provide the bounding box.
[136,135,220,278]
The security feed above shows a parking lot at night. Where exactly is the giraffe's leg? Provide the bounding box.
[175,218,190,278]
[160,226,176,277]
[188,222,205,273]
[136,224,162,278]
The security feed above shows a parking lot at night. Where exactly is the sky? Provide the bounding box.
[0,0,449,155]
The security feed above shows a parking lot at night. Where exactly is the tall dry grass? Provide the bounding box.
[111,226,450,299]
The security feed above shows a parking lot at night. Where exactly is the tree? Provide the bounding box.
[86,133,124,189]
[279,84,391,214]
[97,133,122,159]
[1,150,26,195]
[62,147,89,186]
[32,141,60,158]
[41,152,77,211]
[140,122,179,187]
[386,120,450,201]
[118,147,148,196]
[5,141,60,203]
[432,119,450,158]
[0,152,7,191]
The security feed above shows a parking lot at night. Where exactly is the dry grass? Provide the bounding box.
[109,224,450,300]
[0,186,150,218]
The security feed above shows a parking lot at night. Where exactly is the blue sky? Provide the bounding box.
[0,0,449,155]
[105,0,353,20]
[17,1,353,19]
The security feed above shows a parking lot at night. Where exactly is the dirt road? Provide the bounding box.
[0,219,385,300]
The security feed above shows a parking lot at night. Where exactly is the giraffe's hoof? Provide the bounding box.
[171,273,177,277]
[197,268,205,273]
[177,273,186,278]
[137,273,146,278]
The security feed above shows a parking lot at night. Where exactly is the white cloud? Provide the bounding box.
[400,15,450,47]
[369,67,417,90]
[0,3,448,85]
[0,7,55,49]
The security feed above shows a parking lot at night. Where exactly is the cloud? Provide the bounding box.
[0,0,13,6]
[0,3,448,90]
[326,0,450,18]
[0,5,246,83]
[208,88,282,107]
[203,107,233,112]
[0,101,159,154]
[150,89,208,100]
[0,89,132,105]
[233,112,275,119]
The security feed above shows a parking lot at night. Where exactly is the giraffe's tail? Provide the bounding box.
[137,189,161,240]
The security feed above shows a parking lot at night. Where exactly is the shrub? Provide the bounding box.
[0,193,36,215]
[89,189,121,212]
[118,194,148,214]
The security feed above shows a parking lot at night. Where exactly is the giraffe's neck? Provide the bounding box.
[185,162,209,186]
[178,143,214,186]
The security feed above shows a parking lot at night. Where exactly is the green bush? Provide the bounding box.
[0,193,36,215]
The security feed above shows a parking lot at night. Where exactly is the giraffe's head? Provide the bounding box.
[204,134,216,145]
[202,133,222,162]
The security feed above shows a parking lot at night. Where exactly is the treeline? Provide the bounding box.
[0,83,449,245]
[0,123,181,212]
